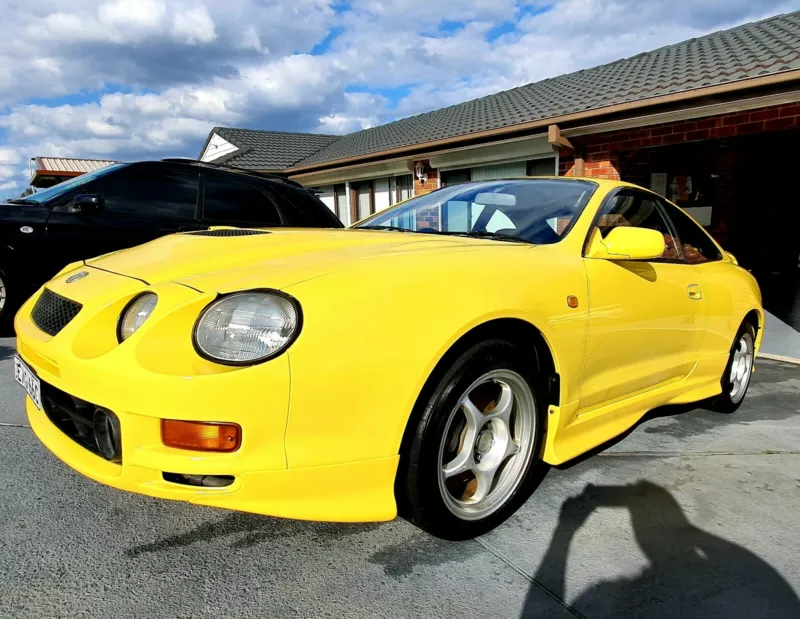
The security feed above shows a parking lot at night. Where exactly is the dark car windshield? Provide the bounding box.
[20,163,126,204]
[354,179,597,244]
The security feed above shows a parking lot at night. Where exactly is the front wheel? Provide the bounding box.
[0,269,10,326]
[711,322,756,414]
[400,340,546,540]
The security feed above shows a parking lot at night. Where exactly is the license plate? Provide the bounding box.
[14,356,42,411]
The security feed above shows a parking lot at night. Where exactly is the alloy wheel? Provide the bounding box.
[437,369,537,521]
[729,331,754,404]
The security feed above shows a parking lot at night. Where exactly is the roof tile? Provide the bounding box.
[293,10,800,168]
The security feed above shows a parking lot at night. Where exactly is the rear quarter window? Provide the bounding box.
[268,184,344,228]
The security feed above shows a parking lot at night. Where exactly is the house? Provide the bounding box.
[30,157,118,188]
[199,10,800,332]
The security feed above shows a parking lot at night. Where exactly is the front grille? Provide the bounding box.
[40,382,122,463]
[31,289,82,336]
[187,229,268,237]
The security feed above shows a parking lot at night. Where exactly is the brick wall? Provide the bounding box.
[559,102,800,178]
[412,159,439,195]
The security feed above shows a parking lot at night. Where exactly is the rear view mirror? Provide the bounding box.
[69,194,104,214]
[586,227,665,261]
[474,192,516,207]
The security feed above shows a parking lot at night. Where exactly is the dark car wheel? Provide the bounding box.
[400,340,547,540]
[0,269,11,326]
[711,321,756,414]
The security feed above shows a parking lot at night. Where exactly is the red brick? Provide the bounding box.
[709,126,737,138]
[686,129,711,142]
[586,143,609,155]
[662,132,687,144]
[736,121,764,135]
[694,118,716,130]
[671,121,697,133]
[749,108,780,122]
[779,103,800,117]
[651,126,673,136]
[722,113,750,126]
[765,117,796,131]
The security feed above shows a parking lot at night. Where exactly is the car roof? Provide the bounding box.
[149,158,305,188]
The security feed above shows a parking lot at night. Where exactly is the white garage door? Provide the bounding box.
[471,161,527,181]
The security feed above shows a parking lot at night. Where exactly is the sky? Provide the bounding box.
[0,0,796,198]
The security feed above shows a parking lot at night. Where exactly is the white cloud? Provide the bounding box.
[0,0,795,199]
[0,181,20,191]
[171,5,218,45]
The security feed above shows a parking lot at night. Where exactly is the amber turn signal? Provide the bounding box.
[161,420,241,452]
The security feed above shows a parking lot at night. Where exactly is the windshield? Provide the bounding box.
[354,179,597,244]
[21,163,126,204]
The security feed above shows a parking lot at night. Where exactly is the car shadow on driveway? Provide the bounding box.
[522,480,800,619]
[125,511,483,579]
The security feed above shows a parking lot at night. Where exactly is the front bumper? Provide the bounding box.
[16,268,398,523]
[26,396,397,522]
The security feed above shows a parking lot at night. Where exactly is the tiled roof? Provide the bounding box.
[35,157,118,174]
[293,10,800,168]
[203,127,340,170]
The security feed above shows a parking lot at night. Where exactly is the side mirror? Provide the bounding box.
[586,227,665,261]
[69,194,104,214]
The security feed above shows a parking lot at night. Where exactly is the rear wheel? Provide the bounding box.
[400,340,546,540]
[711,322,756,413]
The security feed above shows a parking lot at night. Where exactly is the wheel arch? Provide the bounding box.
[393,317,557,512]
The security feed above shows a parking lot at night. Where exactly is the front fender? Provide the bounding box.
[282,245,589,469]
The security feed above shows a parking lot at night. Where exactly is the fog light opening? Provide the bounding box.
[162,472,235,488]
[93,408,122,462]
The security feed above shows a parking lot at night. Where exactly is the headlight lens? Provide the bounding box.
[118,293,158,342]
[193,291,300,364]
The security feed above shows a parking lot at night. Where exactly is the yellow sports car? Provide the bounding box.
[14,178,762,540]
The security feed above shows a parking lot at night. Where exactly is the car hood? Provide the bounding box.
[86,228,509,293]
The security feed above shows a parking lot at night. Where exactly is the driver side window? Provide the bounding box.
[596,191,683,261]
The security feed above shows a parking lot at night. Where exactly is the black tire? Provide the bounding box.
[0,268,12,328]
[711,321,757,414]
[399,339,547,540]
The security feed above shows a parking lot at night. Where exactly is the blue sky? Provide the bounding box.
[0,0,795,198]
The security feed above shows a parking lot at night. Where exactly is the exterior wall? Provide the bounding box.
[412,159,439,195]
[559,102,800,179]
[316,185,336,213]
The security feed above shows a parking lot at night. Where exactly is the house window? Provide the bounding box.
[527,157,556,176]
[333,183,347,221]
[395,175,413,203]
[441,168,471,187]
[350,180,374,223]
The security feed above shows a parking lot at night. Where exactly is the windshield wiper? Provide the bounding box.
[5,198,39,205]
[451,231,535,244]
[357,225,413,232]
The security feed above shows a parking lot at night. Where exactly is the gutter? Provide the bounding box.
[286,69,800,176]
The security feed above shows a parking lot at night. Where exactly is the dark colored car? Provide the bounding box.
[0,159,343,323]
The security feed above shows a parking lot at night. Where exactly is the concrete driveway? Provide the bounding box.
[1,335,798,618]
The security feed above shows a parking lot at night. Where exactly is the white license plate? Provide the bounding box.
[14,356,42,411]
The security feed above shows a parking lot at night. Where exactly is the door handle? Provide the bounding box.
[687,284,702,300]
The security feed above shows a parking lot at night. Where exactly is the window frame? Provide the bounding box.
[583,187,687,264]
